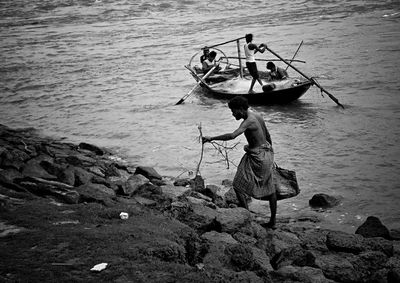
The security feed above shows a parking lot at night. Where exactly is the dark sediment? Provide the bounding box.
[0,124,399,282]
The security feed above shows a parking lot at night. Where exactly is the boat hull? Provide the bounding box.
[200,78,313,105]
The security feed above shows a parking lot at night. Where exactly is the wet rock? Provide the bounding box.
[326,231,364,254]
[309,193,340,208]
[78,142,104,155]
[355,216,391,240]
[125,174,149,196]
[134,166,162,180]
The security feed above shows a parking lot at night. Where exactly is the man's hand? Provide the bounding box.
[202,136,212,143]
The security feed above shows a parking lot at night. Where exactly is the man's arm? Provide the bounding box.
[203,119,250,143]
[249,43,266,54]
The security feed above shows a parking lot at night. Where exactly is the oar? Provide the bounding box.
[265,46,344,109]
[176,65,217,105]
[285,40,303,71]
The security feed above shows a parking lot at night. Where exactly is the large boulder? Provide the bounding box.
[326,231,364,254]
[355,216,391,240]
[315,253,360,283]
[216,207,252,233]
[125,174,149,196]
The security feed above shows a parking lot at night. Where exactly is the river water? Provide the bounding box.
[1,0,399,233]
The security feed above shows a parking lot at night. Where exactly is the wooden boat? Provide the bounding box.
[185,36,313,105]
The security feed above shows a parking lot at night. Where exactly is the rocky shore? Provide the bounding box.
[0,123,399,283]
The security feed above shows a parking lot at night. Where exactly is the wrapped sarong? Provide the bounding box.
[233,143,275,199]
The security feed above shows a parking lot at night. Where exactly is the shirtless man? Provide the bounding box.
[202,96,277,229]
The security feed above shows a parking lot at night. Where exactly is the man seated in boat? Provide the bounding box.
[202,51,221,74]
[266,61,288,81]
[200,47,209,64]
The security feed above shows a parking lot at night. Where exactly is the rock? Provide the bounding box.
[225,244,255,271]
[78,142,104,155]
[251,246,274,272]
[326,231,364,254]
[202,184,219,200]
[0,168,23,183]
[388,268,400,283]
[348,251,388,281]
[21,157,57,180]
[224,187,239,206]
[132,183,163,200]
[0,148,30,170]
[189,191,212,202]
[77,183,115,206]
[273,265,333,283]
[271,246,317,270]
[315,253,360,283]
[355,216,391,240]
[201,231,238,245]
[133,196,157,206]
[191,175,205,191]
[173,178,191,187]
[125,174,149,196]
[73,167,93,186]
[134,166,162,180]
[215,207,252,233]
[363,237,394,257]
[232,232,258,246]
[221,179,233,187]
[309,193,340,208]
[160,184,191,200]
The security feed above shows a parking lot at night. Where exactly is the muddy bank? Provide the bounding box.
[0,124,399,282]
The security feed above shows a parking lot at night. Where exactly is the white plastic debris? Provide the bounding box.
[90,263,108,272]
[119,212,129,220]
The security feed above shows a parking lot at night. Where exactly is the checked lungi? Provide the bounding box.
[233,143,275,199]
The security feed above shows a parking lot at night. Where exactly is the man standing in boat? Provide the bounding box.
[202,96,277,229]
[244,33,266,94]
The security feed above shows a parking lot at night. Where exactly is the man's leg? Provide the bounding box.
[248,79,256,93]
[234,188,249,210]
[267,192,277,228]
[261,192,277,229]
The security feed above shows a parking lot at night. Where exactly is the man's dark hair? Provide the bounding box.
[245,33,253,43]
[228,96,249,110]
[266,61,275,70]
[209,51,217,58]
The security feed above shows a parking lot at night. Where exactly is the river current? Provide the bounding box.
[1,0,399,233]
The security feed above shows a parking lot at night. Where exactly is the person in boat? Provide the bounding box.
[266,61,288,81]
[202,50,221,74]
[200,47,210,63]
[244,33,266,94]
[202,96,277,229]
